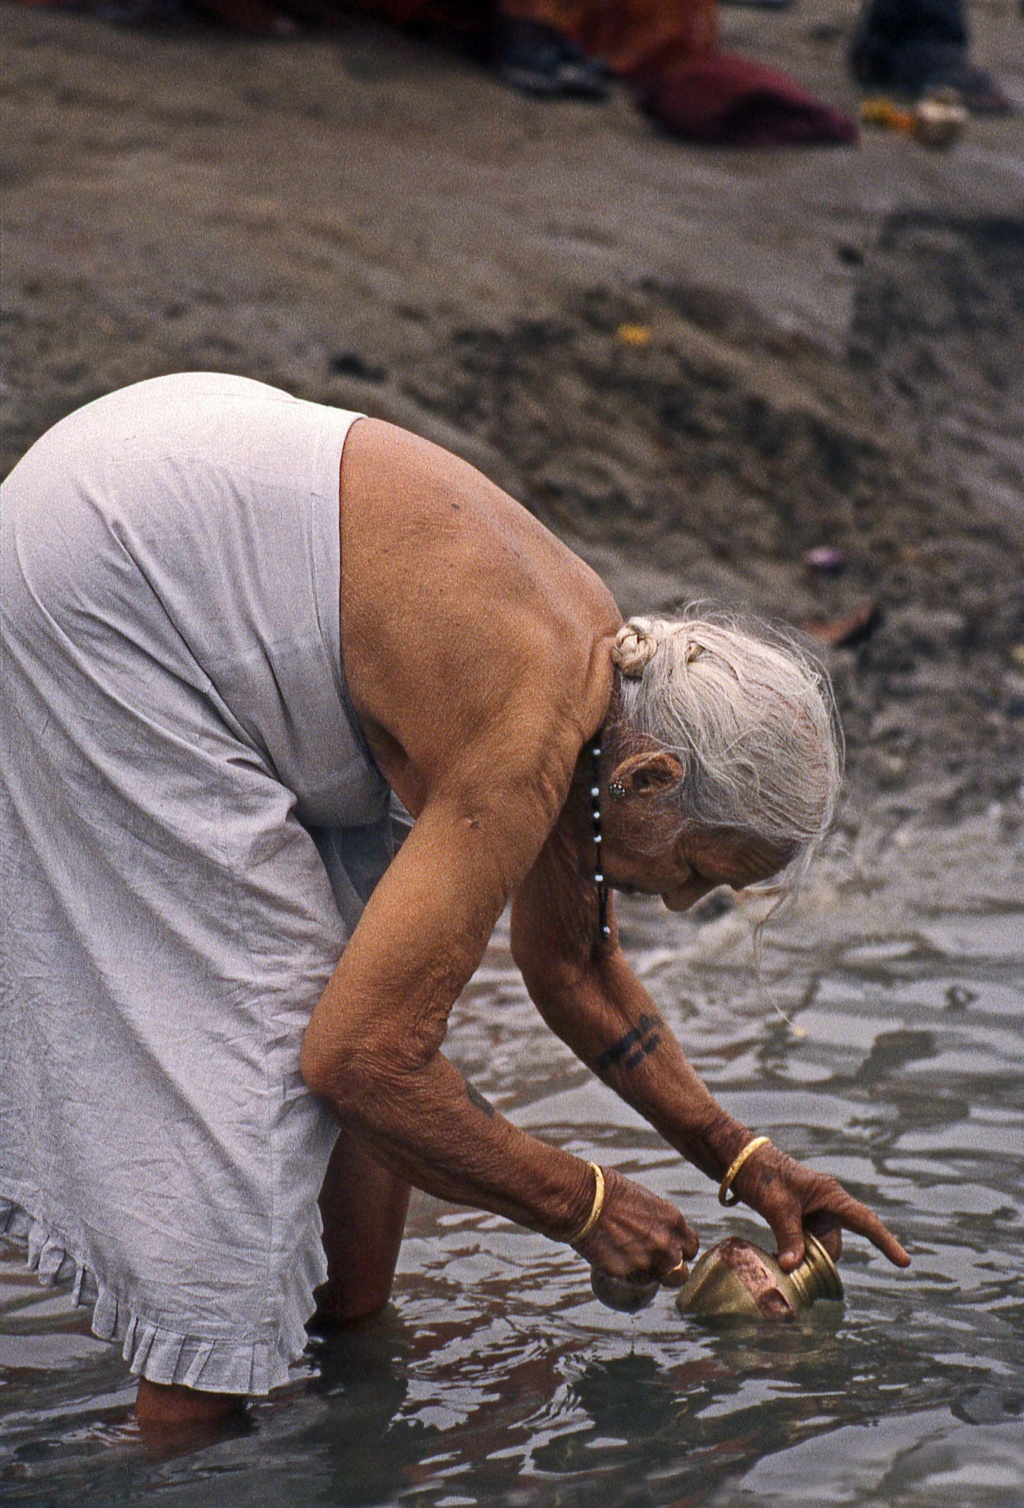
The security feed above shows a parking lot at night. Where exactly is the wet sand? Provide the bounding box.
[2,1,1023,824]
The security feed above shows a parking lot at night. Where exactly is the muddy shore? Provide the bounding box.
[3,2,1023,831]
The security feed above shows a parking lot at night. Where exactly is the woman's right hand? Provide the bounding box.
[573,1167,699,1287]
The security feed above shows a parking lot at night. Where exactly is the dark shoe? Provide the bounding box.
[849,0,1011,112]
[923,61,1012,113]
[497,19,609,100]
[851,35,1011,112]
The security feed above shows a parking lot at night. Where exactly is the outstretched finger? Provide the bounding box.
[839,1197,911,1268]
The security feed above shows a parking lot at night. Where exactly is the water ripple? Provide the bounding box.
[2,818,1022,1505]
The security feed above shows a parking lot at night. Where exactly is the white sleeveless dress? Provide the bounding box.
[0,374,395,1394]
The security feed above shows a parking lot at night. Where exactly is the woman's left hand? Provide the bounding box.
[730,1141,911,1271]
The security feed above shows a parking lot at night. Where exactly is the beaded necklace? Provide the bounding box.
[590,738,611,941]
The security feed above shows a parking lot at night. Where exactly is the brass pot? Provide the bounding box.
[675,1233,843,1322]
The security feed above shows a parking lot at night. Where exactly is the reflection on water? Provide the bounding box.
[2,813,1023,1506]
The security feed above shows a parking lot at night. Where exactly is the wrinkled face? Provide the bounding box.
[599,811,793,912]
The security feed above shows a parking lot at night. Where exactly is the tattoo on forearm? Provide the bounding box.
[623,1034,662,1070]
[466,1080,496,1119]
[594,1013,665,1075]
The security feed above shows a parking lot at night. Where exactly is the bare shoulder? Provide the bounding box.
[338,419,621,821]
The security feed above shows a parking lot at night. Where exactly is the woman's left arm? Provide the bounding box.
[511,825,910,1273]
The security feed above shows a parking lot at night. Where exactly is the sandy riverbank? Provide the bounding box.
[3,1,1023,829]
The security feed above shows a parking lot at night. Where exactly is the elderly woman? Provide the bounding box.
[0,374,908,1433]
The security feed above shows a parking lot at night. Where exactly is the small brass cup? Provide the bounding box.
[675,1232,843,1322]
[591,1269,661,1313]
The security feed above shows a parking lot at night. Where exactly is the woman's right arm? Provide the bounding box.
[300,755,694,1278]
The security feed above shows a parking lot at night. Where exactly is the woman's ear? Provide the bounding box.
[609,750,685,798]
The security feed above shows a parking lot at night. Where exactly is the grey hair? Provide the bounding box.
[611,607,843,876]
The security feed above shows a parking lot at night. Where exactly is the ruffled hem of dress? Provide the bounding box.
[1,1193,324,1396]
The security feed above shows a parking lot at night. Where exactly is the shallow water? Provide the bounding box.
[2,812,1023,1507]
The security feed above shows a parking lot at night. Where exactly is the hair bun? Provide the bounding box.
[612,619,659,679]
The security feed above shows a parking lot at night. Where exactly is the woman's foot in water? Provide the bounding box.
[134,1379,246,1457]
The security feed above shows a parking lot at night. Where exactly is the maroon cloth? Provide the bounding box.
[634,51,858,145]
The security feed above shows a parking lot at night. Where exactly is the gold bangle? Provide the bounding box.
[569,1162,606,1246]
[718,1136,771,1206]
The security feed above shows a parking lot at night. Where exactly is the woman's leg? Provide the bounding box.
[132,1127,409,1438]
[133,1379,246,1460]
[315,1125,412,1325]
[131,1126,408,1433]
[135,1380,243,1425]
